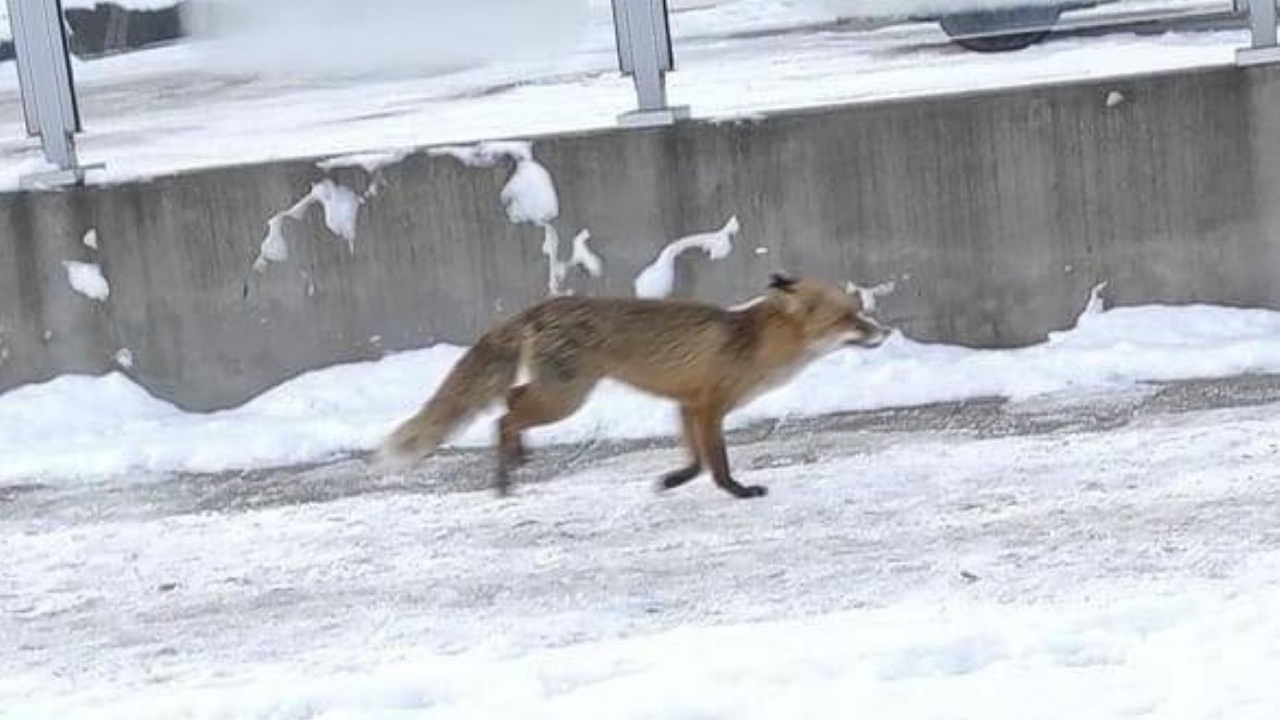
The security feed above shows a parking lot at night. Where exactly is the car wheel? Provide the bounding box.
[938,5,1064,52]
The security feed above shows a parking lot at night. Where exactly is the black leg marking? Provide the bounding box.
[656,406,704,492]
[659,463,702,490]
[695,409,767,499]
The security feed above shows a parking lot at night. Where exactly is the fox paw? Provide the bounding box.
[739,485,768,499]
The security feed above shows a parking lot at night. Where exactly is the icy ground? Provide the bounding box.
[3,373,1280,719]
[0,0,1240,188]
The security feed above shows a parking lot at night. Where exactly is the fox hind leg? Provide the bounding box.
[495,377,595,496]
[658,405,703,492]
[498,386,538,477]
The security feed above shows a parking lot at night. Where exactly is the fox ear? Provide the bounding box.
[769,272,798,293]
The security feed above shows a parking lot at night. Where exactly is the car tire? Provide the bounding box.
[938,5,1063,52]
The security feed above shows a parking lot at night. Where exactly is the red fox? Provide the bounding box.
[378,273,890,499]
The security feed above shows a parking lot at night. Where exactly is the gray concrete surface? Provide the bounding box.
[4,64,1280,410]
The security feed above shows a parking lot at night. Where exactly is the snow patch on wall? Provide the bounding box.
[634,216,739,299]
[253,179,363,273]
[63,261,110,302]
[541,227,603,296]
[433,140,597,296]
[846,279,897,313]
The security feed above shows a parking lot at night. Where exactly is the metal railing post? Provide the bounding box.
[612,0,689,126]
[1238,0,1280,65]
[8,0,97,187]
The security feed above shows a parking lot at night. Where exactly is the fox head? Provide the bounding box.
[767,273,890,353]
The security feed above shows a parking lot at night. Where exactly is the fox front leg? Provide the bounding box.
[693,408,767,499]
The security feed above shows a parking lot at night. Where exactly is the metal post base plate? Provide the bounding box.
[617,105,691,128]
[18,161,104,190]
[1238,46,1280,66]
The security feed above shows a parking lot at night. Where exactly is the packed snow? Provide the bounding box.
[430,141,561,226]
[849,278,897,312]
[436,142,559,226]
[542,227,604,296]
[500,158,560,227]
[634,215,739,298]
[11,290,1280,483]
[12,557,1280,719]
[431,139,583,294]
[61,260,110,301]
[569,227,604,277]
[252,179,362,272]
[429,141,540,169]
[315,149,411,174]
[310,180,362,243]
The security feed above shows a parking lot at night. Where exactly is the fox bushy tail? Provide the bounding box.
[378,332,520,465]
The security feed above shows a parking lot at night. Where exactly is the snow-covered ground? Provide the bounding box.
[0,0,1240,189]
[4,371,1280,720]
[8,288,1280,719]
[13,291,1280,483]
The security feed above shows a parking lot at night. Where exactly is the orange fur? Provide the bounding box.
[378,274,889,499]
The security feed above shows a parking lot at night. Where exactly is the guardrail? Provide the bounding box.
[5,0,1280,188]
[1240,0,1280,62]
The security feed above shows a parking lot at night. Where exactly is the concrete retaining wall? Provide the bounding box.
[3,63,1280,410]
